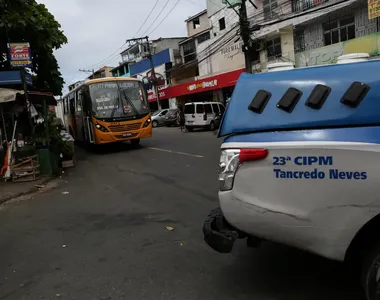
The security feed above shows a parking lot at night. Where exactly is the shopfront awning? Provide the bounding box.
[0,88,57,106]
[0,88,24,104]
[148,68,245,102]
[0,71,33,86]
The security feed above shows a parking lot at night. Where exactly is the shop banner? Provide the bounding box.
[7,42,33,68]
[148,68,245,102]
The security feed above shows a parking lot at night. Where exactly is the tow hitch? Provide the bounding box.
[203,207,243,253]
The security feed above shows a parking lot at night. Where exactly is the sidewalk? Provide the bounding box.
[0,176,53,205]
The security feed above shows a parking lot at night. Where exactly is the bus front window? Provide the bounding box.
[89,82,122,118]
[118,81,149,117]
[89,81,149,119]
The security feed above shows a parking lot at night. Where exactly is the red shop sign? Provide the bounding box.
[148,68,245,102]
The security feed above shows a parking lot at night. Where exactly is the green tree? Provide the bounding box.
[0,0,68,95]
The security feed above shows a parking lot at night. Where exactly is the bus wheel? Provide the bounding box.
[131,139,140,147]
[361,241,380,300]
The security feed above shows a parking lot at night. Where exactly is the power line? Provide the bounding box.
[165,27,240,81]
[141,0,171,36]
[148,0,181,35]
[133,0,160,38]
[256,0,350,27]
[184,0,204,7]
[85,43,127,70]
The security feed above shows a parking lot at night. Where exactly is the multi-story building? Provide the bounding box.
[88,66,113,79]
[293,0,380,67]
[111,37,185,110]
[243,0,380,70]
[152,8,245,107]
[68,80,85,91]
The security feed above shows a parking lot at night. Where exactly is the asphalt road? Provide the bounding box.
[0,127,365,300]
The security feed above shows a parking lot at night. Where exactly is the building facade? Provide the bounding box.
[88,66,113,79]
[153,8,245,107]
[110,37,185,110]
[244,0,380,70]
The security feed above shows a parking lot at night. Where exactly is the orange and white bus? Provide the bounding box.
[62,77,152,146]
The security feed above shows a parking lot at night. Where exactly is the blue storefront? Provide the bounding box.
[129,49,171,77]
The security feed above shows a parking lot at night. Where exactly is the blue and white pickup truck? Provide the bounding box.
[203,59,380,300]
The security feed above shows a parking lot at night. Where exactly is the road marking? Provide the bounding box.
[147,147,204,158]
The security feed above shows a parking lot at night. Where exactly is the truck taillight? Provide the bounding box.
[218,148,268,191]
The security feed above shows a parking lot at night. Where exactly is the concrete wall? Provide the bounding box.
[171,65,198,85]
[207,0,224,17]
[186,12,209,37]
[246,0,292,24]
[198,37,245,77]
[209,6,239,39]
[154,38,184,53]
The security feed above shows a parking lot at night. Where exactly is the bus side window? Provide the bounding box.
[65,97,69,114]
[82,87,91,114]
[63,98,67,114]
[76,91,83,114]
[69,96,75,115]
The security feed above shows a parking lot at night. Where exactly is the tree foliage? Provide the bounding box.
[0,0,68,95]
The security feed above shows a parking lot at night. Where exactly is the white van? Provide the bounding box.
[184,102,225,131]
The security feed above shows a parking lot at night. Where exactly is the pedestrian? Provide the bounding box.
[178,106,185,132]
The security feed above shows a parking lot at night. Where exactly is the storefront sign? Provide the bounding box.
[186,79,218,92]
[295,33,380,68]
[368,0,380,19]
[295,43,344,67]
[7,42,32,68]
[147,68,245,102]
[221,42,243,60]
[148,90,166,101]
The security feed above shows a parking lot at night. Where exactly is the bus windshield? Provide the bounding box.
[89,81,149,119]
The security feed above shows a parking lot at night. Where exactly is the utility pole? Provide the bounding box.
[239,0,253,73]
[126,36,162,110]
[20,69,34,134]
[79,69,95,79]
[224,0,255,73]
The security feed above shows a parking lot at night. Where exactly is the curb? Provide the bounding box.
[0,176,55,205]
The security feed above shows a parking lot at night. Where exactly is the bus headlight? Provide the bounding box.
[143,118,152,128]
[95,123,109,132]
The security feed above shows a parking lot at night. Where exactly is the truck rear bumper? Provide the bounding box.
[203,207,243,253]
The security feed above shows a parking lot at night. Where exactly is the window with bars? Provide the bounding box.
[267,37,282,59]
[263,0,278,20]
[323,16,355,46]
[197,32,210,44]
[182,39,197,63]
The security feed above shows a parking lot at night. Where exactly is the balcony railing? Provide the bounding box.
[292,0,329,13]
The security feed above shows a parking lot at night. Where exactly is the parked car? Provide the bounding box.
[164,109,179,127]
[151,109,169,128]
[184,102,225,131]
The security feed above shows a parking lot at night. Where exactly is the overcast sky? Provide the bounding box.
[37,0,206,94]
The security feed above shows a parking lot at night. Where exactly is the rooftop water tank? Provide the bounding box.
[336,53,370,64]
[267,62,295,72]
